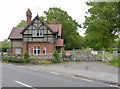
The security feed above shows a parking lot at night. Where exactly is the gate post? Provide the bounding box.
[73,47,75,61]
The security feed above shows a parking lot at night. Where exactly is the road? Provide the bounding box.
[1,63,119,88]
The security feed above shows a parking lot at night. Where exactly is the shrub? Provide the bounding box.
[52,50,61,63]
[24,51,29,60]
[24,51,30,63]
[117,48,120,53]
[109,56,120,67]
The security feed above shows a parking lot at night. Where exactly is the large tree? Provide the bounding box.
[42,8,83,50]
[83,2,119,51]
[2,39,10,52]
[17,20,26,27]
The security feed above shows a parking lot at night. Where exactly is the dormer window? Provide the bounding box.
[33,30,43,37]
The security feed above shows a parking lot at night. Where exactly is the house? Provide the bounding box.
[8,9,63,55]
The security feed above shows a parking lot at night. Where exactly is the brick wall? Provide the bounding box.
[23,42,56,54]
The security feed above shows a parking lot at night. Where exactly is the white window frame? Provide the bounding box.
[32,30,37,37]
[32,30,43,37]
[15,48,21,54]
[39,30,43,37]
[43,47,46,54]
[33,46,40,55]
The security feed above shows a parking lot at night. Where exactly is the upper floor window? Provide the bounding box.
[32,30,43,37]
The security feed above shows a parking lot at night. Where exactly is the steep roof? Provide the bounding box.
[8,16,62,39]
[8,27,24,39]
[21,15,56,34]
[48,24,62,37]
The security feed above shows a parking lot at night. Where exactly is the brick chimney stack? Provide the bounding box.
[26,9,32,25]
[50,18,56,24]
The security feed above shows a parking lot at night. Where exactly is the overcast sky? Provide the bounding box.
[0,0,89,41]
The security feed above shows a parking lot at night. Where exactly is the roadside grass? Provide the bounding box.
[104,52,114,61]
[108,56,120,67]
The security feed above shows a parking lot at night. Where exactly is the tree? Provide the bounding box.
[17,20,26,27]
[2,39,10,52]
[42,7,83,50]
[83,2,119,52]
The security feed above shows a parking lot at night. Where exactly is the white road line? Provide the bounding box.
[29,68,38,70]
[34,69,38,70]
[15,81,32,87]
[110,84,119,88]
[50,72,59,75]
[29,68,35,70]
[73,77,93,82]
[18,66,25,68]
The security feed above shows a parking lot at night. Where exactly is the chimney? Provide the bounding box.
[26,9,32,25]
[50,18,56,24]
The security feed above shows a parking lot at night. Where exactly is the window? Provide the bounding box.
[33,30,37,37]
[43,47,46,54]
[33,46,40,55]
[40,30,43,37]
[32,30,43,37]
[15,48,21,54]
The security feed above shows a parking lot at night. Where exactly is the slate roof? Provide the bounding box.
[8,27,24,39]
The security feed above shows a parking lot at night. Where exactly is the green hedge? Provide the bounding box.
[3,55,31,63]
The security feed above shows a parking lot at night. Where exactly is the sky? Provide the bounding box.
[0,0,89,41]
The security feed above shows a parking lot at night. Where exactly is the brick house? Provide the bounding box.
[8,9,63,55]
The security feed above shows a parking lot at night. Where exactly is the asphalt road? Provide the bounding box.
[1,63,118,88]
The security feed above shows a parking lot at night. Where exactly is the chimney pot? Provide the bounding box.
[50,18,56,24]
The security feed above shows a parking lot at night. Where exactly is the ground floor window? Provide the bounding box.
[15,48,21,54]
[43,47,46,54]
[33,46,40,55]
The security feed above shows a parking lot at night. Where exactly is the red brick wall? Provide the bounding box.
[23,42,56,54]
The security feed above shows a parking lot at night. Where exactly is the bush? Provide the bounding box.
[109,56,120,67]
[24,51,29,60]
[117,48,120,53]
[3,55,30,64]
[24,51,30,63]
[52,50,61,63]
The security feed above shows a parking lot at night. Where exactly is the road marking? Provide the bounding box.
[73,77,93,82]
[110,84,119,88]
[29,68,38,70]
[50,72,59,75]
[15,81,32,87]
[18,66,25,68]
